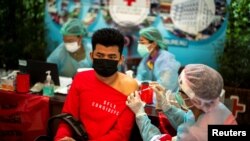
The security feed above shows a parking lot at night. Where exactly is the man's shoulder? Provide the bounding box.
[118,72,139,95]
[119,72,137,83]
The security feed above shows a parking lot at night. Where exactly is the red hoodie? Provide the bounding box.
[55,70,135,141]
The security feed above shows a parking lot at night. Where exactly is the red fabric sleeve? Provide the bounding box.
[54,77,80,141]
[160,134,172,141]
[90,108,135,141]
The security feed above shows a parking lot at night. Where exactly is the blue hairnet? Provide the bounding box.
[139,27,167,49]
[60,18,87,36]
[179,64,223,100]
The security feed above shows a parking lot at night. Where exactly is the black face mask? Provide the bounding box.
[92,59,119,77]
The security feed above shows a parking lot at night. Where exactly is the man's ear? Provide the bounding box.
[150,41,158,50]
[153,41,157,45]
[118,55,124,65]
[90,52,93,61]
[78,36,83,43]
[152,41,158,47]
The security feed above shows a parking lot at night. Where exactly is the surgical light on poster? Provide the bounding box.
[109,0,150,27]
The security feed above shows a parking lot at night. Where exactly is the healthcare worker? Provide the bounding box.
[136,27,180,91]
[126,64,237,141]
[47,18,92,77]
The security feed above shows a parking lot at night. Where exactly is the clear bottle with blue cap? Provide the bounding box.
[43,70,54,97]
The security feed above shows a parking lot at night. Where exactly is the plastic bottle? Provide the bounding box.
[43,70,54,97]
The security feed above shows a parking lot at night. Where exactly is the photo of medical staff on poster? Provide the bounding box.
[45,0,228,68]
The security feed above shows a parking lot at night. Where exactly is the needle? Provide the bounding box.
[138,87,151,94]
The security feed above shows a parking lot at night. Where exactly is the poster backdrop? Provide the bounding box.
[45,0,228,69]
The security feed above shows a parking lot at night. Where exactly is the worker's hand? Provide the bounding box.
[152,84,166,110]
[149,81,159,86]
[126,91,146,117]
[149,82,166,109]
[58,136,76,141]
[152,84,173,111]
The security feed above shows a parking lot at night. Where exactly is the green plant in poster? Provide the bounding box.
[218,0,250,89]
[0,0,46,69]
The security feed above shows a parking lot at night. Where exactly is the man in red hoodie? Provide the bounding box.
[55,28,139,141]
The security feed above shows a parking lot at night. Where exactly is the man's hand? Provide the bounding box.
[58,136,75,141]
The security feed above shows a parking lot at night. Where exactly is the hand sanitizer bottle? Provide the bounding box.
[43,70,54,97]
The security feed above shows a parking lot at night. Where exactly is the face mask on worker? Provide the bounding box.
[137,44,152,57]
[92,59,119,77]
[174,91,193,111]
[64,42,80,53]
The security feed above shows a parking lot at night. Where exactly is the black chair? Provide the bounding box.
[35,113,88,141]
